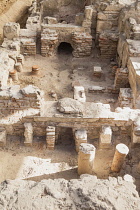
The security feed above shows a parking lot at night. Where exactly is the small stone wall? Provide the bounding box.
[72,32,92,57]
[41,29,59,56]
[0,85,43,126]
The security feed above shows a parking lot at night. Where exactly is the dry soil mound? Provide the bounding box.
[0,175,140,210]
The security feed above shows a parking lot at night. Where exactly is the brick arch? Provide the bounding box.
[57,41,74,54]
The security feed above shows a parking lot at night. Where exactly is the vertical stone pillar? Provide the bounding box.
[46,126,55,150]
[74,129,87,152]
[131,118,140,146]
[24,123,33,146]
[14,63,23,72]
[111,143,129,172]
[16,54,24,65]
[9,70,18,82]
[0,128,6,147]
[99,126,112,149]
[78,143,96,175]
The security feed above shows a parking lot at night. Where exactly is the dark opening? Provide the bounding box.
[56,127,74,148]
[58,42,73,55]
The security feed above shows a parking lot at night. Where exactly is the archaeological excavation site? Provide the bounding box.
[0,0,140,209]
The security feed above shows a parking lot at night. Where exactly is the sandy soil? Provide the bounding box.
[0,175,140,210]
[0,134,139,196]
[14,54,118,106]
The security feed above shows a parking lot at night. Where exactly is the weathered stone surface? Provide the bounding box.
[0,176,139,210]
[57,98,84,114]
[3,22,20,40]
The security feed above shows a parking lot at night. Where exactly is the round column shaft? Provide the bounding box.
[111,143,129,172]
[78,143,96,175]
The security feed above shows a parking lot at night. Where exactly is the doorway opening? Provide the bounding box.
[56,127,75,149]
[57,42,73,55]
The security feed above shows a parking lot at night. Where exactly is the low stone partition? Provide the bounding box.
[0,85,43,124]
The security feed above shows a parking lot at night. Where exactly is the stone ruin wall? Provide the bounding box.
[0,0,140,148]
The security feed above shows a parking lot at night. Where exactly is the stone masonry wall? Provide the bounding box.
[0,85,43,129]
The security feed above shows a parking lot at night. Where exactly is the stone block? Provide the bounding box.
[99,126,112,148]
[74,129,87,152]
[3,22,20,40]
[44,17,58,24]
[24,123,33,146]
[93,66,103,78]
[74,86,86,103]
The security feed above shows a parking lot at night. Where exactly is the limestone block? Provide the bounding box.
[3,22,20,40]
[93,66,103,78]
[44,17,58,24]
[88,86,106,93]
[84,6,93,21]
[75,13,84,26]
[46,126,55,150]
[99,126,112,149]
[131,117,140,144]
[14,63,23,72]
[24,123,33,146]
[78,143,96,175]
[74,86,86,103]
[74,129,87,152]
[0,128,6,147]
[57,98,83,115]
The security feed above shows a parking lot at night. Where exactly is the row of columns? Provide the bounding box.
[0,124,130,175]
[24,124,56,150]
[78,142,129,175]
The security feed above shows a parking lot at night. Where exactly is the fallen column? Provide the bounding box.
[24,123,33,146]
[78,143,96,175]
[99,126,112,149]
[46,126,55,150]
[0,128,7,147]
[74,129,87,152]
[111,143,129,172]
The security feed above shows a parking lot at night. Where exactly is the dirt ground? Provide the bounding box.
[3,53,140,195]
[0,134,140,196]
[13,53,118,107]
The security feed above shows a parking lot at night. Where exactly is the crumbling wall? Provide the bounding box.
[0,86,43,135]
[42,0,86,23]
[0,0,33,43]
